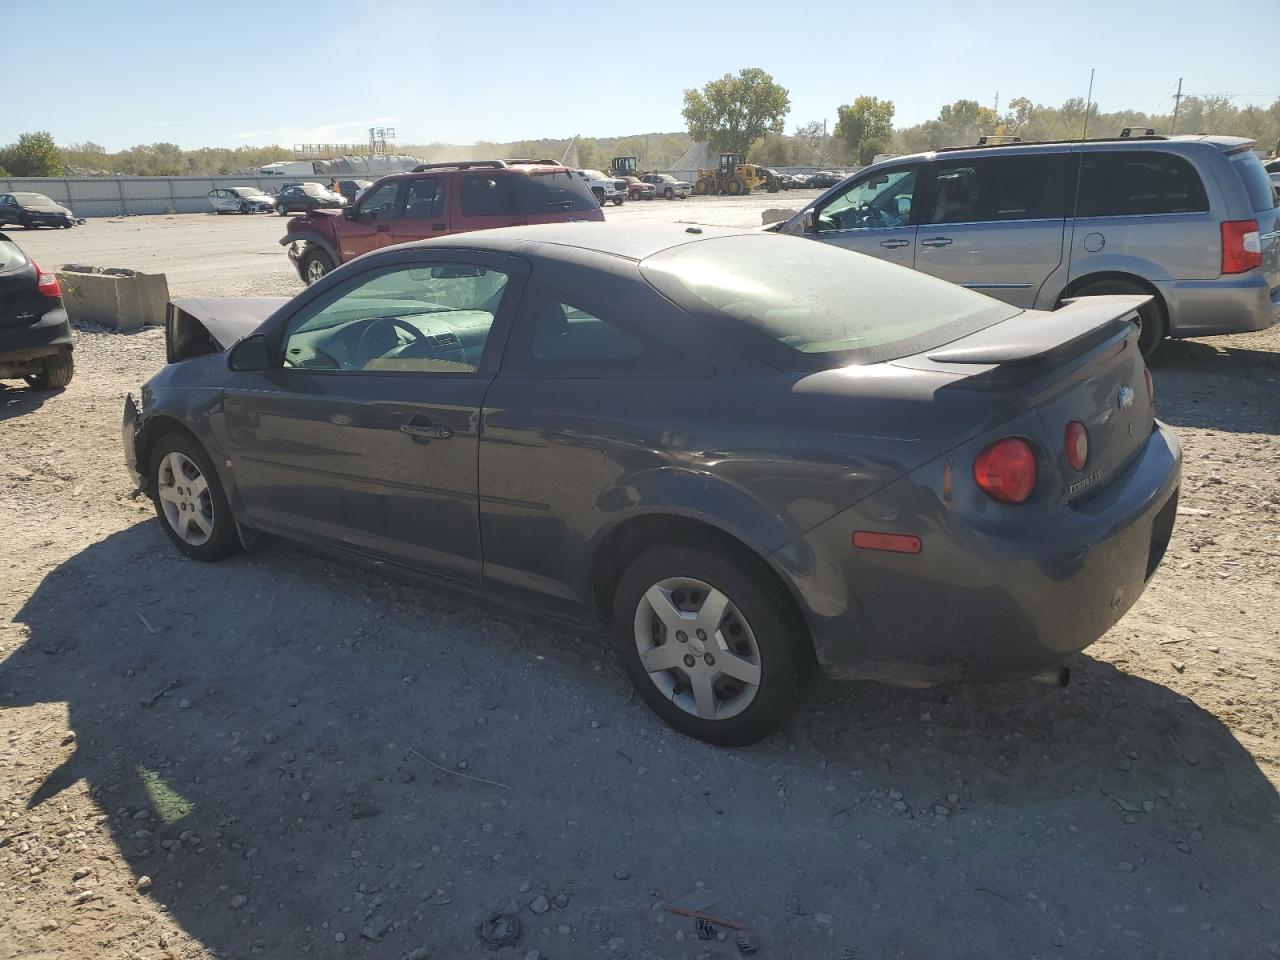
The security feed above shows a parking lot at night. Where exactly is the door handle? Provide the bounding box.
[920,237,953,247]
[401,417,453,440]
[879,238,911,249]
[377,224,391,233]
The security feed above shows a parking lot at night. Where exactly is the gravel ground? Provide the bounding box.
[2,210,1279,960]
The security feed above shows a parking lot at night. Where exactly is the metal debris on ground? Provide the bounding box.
[697,917,717,940]
[477,911,522,947]
[736,934,758,954]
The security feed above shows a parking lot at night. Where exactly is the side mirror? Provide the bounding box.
[802,209,818,233]
[228,333,270,372]
[343,206,356,221]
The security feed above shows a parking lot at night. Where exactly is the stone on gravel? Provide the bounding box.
[530,894,550,914]
[615,867,631,880]
[136,875,152,891]
[230,894,247,909]
[1118,861,1134,873]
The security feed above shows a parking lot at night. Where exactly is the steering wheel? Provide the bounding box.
[852,204,887,228]
[356,316,423,364]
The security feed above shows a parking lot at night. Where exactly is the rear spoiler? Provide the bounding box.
[927,295,1148,365]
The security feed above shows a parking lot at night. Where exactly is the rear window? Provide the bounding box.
[0,239,27,272]
[1076,151,1208,217]
[461,170,599,216]
[641,234,1018,369]
[1229,151,1278,212]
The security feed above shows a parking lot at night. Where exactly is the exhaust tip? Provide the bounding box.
[1031,666,1071,688]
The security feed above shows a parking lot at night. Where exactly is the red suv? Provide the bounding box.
[281,160,604,284]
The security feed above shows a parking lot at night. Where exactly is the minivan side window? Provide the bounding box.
[927,154,1069,224]
[815,167,916,231]
[1076,151,1209,217]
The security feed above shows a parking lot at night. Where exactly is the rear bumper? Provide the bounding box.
[782,422,1182,686]
[1157,272,1279,337]
[0,308,72,363]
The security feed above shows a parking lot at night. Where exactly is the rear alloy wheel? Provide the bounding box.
[24,352,74,390]
[300,248,334,285]
[1066,278,1167,358]
[149,434,240,562]
[614,545,811,746]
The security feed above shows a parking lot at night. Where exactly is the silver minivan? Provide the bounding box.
[775,134,1280,356]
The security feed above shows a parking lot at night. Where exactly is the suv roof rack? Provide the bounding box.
[503,158,562,166]
[937,132,1170,153]
[410,160,507,173]
[977,135,1021,146]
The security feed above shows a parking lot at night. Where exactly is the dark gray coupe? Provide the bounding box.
[123,223,1181,745]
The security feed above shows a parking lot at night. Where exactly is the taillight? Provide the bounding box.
[33,261,61,298]
[1064,420,1089,471]
[1143,367,1154,404]
[1221,219,1262,274]
[973,438,1037,504]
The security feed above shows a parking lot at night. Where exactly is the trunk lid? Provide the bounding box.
[910,295,1153,504]
[0,237,43,329]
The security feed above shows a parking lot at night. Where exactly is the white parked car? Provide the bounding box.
[207,187,276,214]
[575,170,625,206]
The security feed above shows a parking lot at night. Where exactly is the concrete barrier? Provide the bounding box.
[762,208,798,225]
[57,267,169,331]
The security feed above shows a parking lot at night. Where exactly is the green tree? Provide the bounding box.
[682,68,790,156]
[750,132,795,166]
[0,131,66,177]
[834,96,895,165]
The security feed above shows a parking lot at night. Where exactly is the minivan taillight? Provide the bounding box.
[33,261,61,298]
[1221,219,1262,274]
[973,438,1037,504]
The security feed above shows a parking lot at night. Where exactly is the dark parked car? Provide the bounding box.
[0,192,81,229]
[123,223,1179,745]
[806,171,842,189]
[275,183,347,215]
[0,231,73,388]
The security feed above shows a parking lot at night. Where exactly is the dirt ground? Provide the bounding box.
[2,211,1279,960]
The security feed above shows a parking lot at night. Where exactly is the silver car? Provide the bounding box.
[775,134,1280,356]
[207,187,276,214]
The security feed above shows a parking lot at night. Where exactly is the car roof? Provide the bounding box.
[403,222,753,263]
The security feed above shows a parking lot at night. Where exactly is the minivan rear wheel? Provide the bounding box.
[1066,278,1167,358]
[613,545,811,746]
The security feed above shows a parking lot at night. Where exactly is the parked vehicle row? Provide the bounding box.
[125,222,1180,745]
[207,186,277,214]
[773,134,1280,356]
[0,193,84,229]
[0,231,74,388]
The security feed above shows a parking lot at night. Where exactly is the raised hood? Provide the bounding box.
[166,297,288,362]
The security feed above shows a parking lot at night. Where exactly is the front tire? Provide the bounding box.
[148,432,240,562]
[1066,278,1167,358]
[613,545,811,746]
[612,196,624,206]
[238,201,250,214]
[24,351,74,390]
[300,248,334,285]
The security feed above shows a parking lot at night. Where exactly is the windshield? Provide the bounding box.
[232,187,265,197]
[641,234,1018,369]
[301,184,328,196]
[13,193,59,208]
[580,170,607,181]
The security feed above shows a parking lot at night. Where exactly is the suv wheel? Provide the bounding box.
[24,351,74,390]
[149,433,241,562]
[300,248,334,285]
[613,545,811,746]
[1066,278,1167,358]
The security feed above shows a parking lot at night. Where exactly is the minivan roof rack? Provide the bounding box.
[1119,127,1156,138]
[504,158,562,166]
[977,135,1021,146]
[937,132,1170,152]
[410,160,507,173]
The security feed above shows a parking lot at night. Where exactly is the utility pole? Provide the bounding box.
[993,90,999,116]
[1171,78,1184,134]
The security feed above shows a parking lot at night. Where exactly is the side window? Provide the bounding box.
[1076,151,1209,217]
[461,175,517,217]
[816,167,916,231]
[401,178,443,218]
[504,291,684,376]
[927,154,1068,224]
[358,182,400,218]
[281,263,510,374]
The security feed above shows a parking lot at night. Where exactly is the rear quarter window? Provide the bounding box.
[1076,151,1209,217]
[461,170,599,217]
[1229,151,1279,212]
[0,240,27,272]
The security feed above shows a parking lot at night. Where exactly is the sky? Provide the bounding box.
[7,0,1276,152]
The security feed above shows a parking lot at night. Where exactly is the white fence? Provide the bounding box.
[0,166,842,219]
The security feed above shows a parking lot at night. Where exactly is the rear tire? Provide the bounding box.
[1066,278,1167,358]
[613,544,811,746]
[612,196,624,206]
[664,187,674,200]
[24,351,74,390]
[725,178,744,196]
[148,432,240,562]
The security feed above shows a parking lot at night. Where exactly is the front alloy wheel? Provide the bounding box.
[156,451,215,547]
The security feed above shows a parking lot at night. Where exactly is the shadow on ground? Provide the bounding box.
[1152,338,1280,435]
[0,381,59,420]
[4,523,1279,959]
